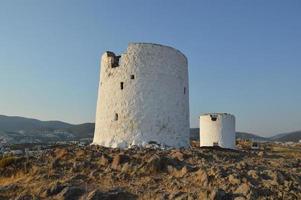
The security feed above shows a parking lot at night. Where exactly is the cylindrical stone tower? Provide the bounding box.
[199,113,236,149]
[93,43,190,148]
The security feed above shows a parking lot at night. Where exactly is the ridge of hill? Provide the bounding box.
[0,115,300,143]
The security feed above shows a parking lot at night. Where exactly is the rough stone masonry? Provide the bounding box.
[93,43,190,148]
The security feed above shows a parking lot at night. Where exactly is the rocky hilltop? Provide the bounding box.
[0,143,300,200]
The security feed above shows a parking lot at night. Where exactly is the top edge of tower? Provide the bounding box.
[128,42,187,61]
[200,113,235,117]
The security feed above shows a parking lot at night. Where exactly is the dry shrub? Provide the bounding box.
[0,156,17,168]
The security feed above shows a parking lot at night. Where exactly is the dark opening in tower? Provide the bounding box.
[106,51,120,68]
[120,82,124,90]
[210,115,217,121]
[112,56,121,68]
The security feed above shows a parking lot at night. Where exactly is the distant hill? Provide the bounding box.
[191,128,301,142]
[0,115,92,144]
[0,115,73,132]
[66,123,95,139]
[270,131,301,142]
[0,114,300,144]
[269,133,288,140]
[236,132,269,141]
[190,128,269,141]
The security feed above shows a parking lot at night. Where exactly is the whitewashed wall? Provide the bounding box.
[199,113,236,149]
[93,43,190,148]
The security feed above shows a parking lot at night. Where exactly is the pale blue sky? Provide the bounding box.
[0,0,300,136]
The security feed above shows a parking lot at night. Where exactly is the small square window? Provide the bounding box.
[112,56,121,68]
[130,75,135,79]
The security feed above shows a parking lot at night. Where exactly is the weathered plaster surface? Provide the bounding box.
[93,43,190,148]
[199,113,236,149]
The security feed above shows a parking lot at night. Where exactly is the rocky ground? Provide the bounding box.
[0,143,300,200]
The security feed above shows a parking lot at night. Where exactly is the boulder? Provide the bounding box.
[85,189,103,200]
[228,174,241,185]
[257,151,264,157]
[54,148,69,159]
[168,191,188,200]
[111,154,129,170]
[247,170,258,179]
[14,194,35,200]
[143,154,162,173]
[44,182,66,196]
[100,155,111,166]
[194,169,209,187]
[85,188,136,200]
[56,186,85,200]
[234,183,250,196]
[234,197,246,200]
[210,188,227,200]
[167,165,188,178]
[50,158,60,169]
[170,150,185,161]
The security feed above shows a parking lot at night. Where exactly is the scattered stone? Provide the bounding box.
[167,165,188,178]
[234,197,246,200]
[44,182,66,196]
[85,189,103,200]
[169,191,189,200]
[15,194,35,200]
[50,158,60,168]
[121,162,130,173]
[170,150,185,161]
[0,184,18,192]
[257,151,264,157]
[228,174,241,185]
[54,148,69,159]
[0,144,300,199]
[210,188,227,200]
[144,154,162,173]
[56,186,85,200]
[87,188,136,200]
[111,154,129,170]
[198,189,209,200]
[234,183,250,196]
[99,155,110,166]
[236,162,247,170]
[194,168,209,187]
[72,162,84,172]
[247,170,258,179]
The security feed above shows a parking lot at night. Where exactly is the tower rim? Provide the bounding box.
[199,113,234,117]
[128,42,187,62]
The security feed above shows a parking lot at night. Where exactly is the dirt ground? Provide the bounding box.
[0,143,300,200]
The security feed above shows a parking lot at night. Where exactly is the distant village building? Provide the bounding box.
[199,113,236,149]
[93,43,190,148]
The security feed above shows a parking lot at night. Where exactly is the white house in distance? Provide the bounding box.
[199,113,236,149]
